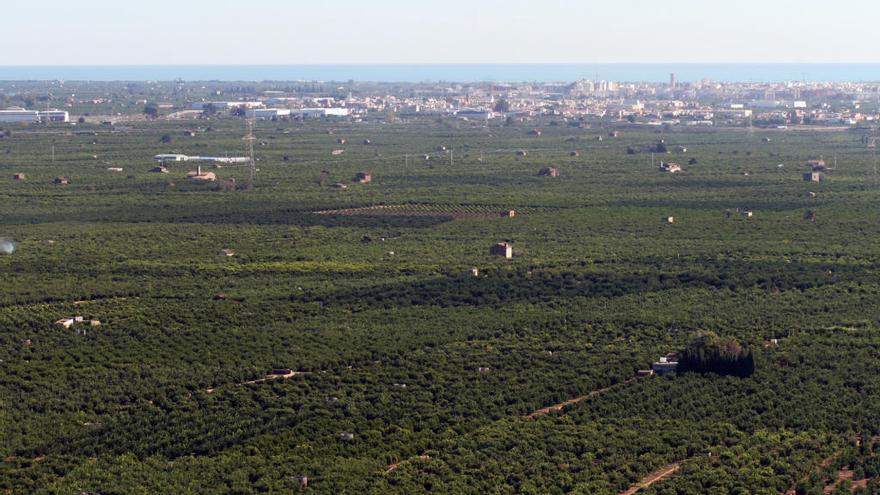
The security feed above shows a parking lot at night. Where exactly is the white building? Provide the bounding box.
[191,101,264,110]
[290,108,350,118]
[39,110,69,122]
[265,97,301,105]
[652,357,679,375]
[192,156,249,163]
[153,154,248,163]
[154,154,189,162]
[0,107,69,123]
[245,108,291,119]
[455,109,495,120]
[0,108,39,122]
[716,109,753,119]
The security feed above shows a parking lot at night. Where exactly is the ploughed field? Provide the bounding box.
[3,115,880,494]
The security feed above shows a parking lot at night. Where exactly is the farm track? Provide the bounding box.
[617,462,682,495]
[783,449,843,495]
[783,437,857,495]
[384,375,643,476]
[385,454,432,474]
[206,370,306,393]
[526,377,638,419]
[784,435,880,495]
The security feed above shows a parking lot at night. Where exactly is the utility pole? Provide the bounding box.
[245,119,256,188]
[450,147,454,167]
[51,139,55,164]
[870,127,878,188]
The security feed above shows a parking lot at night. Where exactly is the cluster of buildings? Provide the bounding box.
[169,79,871,128]
[197,79,878,128]
[55,315,101,335]
[6,77,880,128]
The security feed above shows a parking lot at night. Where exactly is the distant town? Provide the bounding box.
[2,76,880,128]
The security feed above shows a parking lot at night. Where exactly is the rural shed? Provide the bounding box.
[803,171,823,182]
[489,242,513,259]
[537,166,559,177]
[659,162,682,173]
[187,166,217,182]
[55,318,74,329]
[652,357,679,375]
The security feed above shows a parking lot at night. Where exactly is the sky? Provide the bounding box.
[4,0,879,65]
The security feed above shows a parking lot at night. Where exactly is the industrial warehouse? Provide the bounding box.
[0,107,69,122]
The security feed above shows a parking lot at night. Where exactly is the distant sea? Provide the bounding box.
[2,64,880,83]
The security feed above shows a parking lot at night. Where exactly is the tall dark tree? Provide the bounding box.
[201,103,218,117]
[678,331,755,377]
[143,102,159,119]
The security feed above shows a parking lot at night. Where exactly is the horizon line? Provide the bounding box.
[5,62,880,67]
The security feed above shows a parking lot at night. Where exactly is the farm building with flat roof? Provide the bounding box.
[0,107,69,123]
[490,242,513,259]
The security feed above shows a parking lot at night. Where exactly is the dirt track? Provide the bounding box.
[526,378,636,419]
[206,370,305,393]
[618,462,682,495]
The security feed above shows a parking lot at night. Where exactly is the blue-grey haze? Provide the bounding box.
[2,64,880,84]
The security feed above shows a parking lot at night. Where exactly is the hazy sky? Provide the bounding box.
[5,0,878,65]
